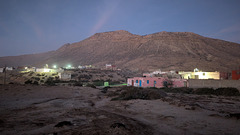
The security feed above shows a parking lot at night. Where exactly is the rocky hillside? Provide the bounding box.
[1,30,240,72]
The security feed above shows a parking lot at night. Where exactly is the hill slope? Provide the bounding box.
[1,30,240,72]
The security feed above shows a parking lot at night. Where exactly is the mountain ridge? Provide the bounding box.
[1,30,240,72]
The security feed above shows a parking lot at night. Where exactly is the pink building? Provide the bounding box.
[127,77,186,88]
[171,79,187,87]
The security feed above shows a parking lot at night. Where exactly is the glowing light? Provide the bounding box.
[53,65,57,68]
[43,68,50,72]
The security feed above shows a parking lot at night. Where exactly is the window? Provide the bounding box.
[147,80,149,84]
[136,80,138,83]
[154,81,156,84]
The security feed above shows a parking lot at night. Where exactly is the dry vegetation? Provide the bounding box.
[0,69,131,87]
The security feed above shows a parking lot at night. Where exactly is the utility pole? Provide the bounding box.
[3,65,7,85]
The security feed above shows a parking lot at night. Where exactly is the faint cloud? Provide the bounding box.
[0,21,11,36]
[218,23,240,34]
[209,23,240,43]
[89,0,120,35]
[19,11,44,40]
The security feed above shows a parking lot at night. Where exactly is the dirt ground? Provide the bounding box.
[0,85,239,135]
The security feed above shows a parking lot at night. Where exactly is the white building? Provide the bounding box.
[36,68,57,73]
[0,68,4,73]
[58,73,71,80]
[6,67,13,71]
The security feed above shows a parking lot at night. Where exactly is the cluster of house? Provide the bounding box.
[127,67,240,88]
[128,70,186,88]
[105,64,117,70]
[78,65,94,69]
[1,64,239,88]
[0,67,13,72]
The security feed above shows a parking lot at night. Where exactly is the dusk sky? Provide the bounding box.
[0,0,240,57]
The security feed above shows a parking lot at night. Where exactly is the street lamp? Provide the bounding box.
[67,64,71,69]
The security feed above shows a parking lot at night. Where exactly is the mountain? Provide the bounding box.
[1,30,240,72]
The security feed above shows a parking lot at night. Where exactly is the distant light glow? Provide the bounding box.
[53,65,57,68]
[43,68,50,72]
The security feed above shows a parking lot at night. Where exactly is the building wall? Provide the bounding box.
[0,68,4,73]
[6,67,13,70]
[179,71,220,79]
[128,77,167,88]
[36,68,57,73]
[128,77,186,88]
[171,79,187,87]
[143,73,151,77]
[232,70,240,80]
[58,73,71,80]
[188,79,240,91]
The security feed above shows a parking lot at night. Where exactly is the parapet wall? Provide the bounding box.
[188,79,240,90]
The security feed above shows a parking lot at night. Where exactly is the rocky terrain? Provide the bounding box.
[1,30,240,72]
[0,85,239,135]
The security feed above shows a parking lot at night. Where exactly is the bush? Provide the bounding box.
[193,87,239,96]
[159,87,193,94]
[33,81,39,85]
[92,80,104,86]
[86,83,96,88]
[34,77,40,81]
[194,88,215,95]
[45,77,55,86]
[111,86,167,100]
[25,80,32,84]
[171,87,193,94]
[109,81,120,85]
[215,87,240,96]
[74,81,83,86]
[78,74,92,80]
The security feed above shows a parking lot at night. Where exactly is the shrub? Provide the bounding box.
[86,83,96,88]
[194,88,215,95]
[25,80,32,84]
[109,81,120,85]
[33,81,39,85]
[111,86,167,100]
[34,77,40,81]
[92,80,104,86]
[171,87,193,94]
[74,82,83,86]
[52,73,57,76]
[28,72,34,76]
[45,77,55,86]
[78,74,92,80]
[215,87,240,96]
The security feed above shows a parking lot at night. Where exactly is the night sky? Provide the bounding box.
[0,0,240,57]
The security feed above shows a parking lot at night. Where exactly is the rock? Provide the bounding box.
[110,122,126,129]
[54,121,73,127]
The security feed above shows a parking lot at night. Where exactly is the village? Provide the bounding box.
[1,64,240,135]
[0,64,240,90]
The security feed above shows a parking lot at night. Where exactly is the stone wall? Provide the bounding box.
[188,79,240,91]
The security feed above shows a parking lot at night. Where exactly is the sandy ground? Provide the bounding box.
[0,85,239,135]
